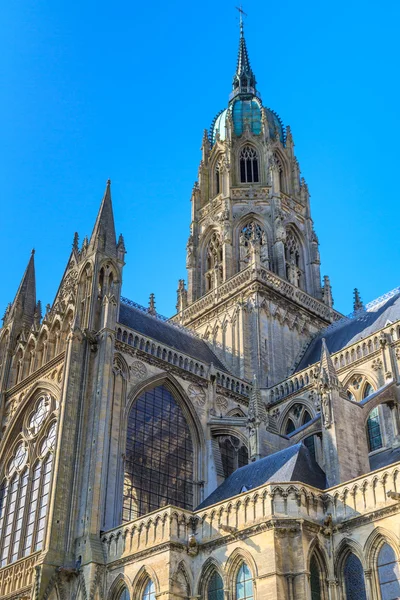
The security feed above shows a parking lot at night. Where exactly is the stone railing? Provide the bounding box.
[101,463,400,564]
[101,506,194,564]
[0,552,39,598]
[176,264,341,326]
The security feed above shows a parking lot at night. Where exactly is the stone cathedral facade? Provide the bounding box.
[1,22,400,600]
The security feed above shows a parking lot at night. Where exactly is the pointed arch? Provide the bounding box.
[123,374,204,520]
[130,564,160,599]
[107,573,133,600]
[284,224,306,290]
[195,556,225,596]
[171,560,192,598]
[237,142,261,184]
[364,526,400,570]
[225,546,258,587]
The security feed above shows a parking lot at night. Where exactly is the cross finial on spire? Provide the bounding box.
[236,4,247,37]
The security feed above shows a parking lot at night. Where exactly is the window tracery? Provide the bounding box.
[123,385,194,522]
[239,222,269,270]
[205,233,223,292]
[0,393,57,567]
[285,231,303,288]
[217,435,248,478]
[239,146,259,183]
[282,403,313,435]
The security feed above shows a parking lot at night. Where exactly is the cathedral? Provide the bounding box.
[1,17,400,600]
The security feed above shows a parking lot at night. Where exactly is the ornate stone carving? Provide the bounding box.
[372,358,383,371]
[59,269,78,300]
[130,361,147,380]
[216,395,228,410]
[188,384,206,406]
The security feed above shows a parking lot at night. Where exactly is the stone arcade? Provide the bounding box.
[0,18,400,600]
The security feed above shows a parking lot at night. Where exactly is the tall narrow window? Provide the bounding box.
[239,146,259,183]
[285,419,296,435]
[363,383,374,399]
[236,564,253,600]
[142,580,156,600]
[123,385,194,522]
[208,572,224,600]
[218,436,248,478]
[215,162,221,195]
[0,396,57,566]
[343,553,367,600]
[377,543,400,599]
[367,407,383,451]
[309,555,322,600]
[117,588,130,600]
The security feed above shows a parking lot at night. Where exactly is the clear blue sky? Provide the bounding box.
[1,0,399,318]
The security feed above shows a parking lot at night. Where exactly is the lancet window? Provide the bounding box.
[205,232,223,292]
[207,572,224,600]
[285,230,303,288]
[309,555,322,600]
[239,146,259,183]
[142,581,156,600]
[239,222,269,270]
[367,407,383,451]
[0,393,57,567]
[343,553,367,600]
[214,159,223,196]
[236,563,253,600]
[282,403,313,435]
[377,543,400,599]
[217,435,248,478]
[123,385,194,522]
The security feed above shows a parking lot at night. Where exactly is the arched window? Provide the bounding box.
[343,553,367,600]
[236,563,253,600]
[347,389,356,401]
[310,555,322,600]
[377,543,400,599]
[0,395,57,567]
[207,571,224,600]
[218,436,248,478]
[142,580,156,600]
[205,232,223,292]
[363,382,374,399]
[123,385,194,522]
[117,589,130,600]
[215,161,221,196]
[239,222,269,270]
[285,230,303,288]
[302,411,312,425]
[367,407,383,451]
[285,419,296,435]
[239,146,259,183]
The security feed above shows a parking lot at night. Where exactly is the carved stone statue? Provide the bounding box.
[239,232,249,270]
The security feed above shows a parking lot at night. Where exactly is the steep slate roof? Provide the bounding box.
[296,290,400,372]
[118,302,228,372]
[197,443,326,509]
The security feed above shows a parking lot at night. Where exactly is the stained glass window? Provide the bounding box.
[236,564,253,600]
[0,395,57,566]
[367,407,383,451]
[142,580,156,600]
[377,543,400,600]
[123,385,194,522]
[310,555,322,600]
[239,146,259,183]
[343,553,367,600]
[208,572,224,600]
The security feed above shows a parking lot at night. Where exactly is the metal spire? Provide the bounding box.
[232,5,257,99]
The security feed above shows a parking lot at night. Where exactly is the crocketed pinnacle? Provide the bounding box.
[9,249,37,329]
[353,288,364,312]
[89,180,117,257]
[319,338,338,388]
[232,18,257,96]
[248,374,268,424]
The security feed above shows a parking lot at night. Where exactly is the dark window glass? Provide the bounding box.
[238,445,248,469]
[310,555,322,600]
[304,436,316,460]
[363,383,374,399]
[123,385,194,521]
[220,438,236,478]
[367,407,383,451]
[208,572,224,600]
[215,166,220,195]
[343,553,367,600]
[285,419,296,435]
[302,411,312,425]
[377,543,400,600]
[239,146,259,183]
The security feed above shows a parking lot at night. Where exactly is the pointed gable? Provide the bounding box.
[89,180,117,257]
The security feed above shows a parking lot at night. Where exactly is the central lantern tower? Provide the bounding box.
[174,20,341,386]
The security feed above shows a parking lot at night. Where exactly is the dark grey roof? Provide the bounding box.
[369,447,400,471]
[296,291,400,372]
[197,443,326,509]
[118,302,228,372]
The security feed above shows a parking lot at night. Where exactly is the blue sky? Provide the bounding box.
[1,0,399,318]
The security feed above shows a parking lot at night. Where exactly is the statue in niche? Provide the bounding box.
[274,213,286,243]
[260,230,270,268]
[320,384,332,428]
[186,235,194,268]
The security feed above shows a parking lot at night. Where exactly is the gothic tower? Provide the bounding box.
[175,20,340,386]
